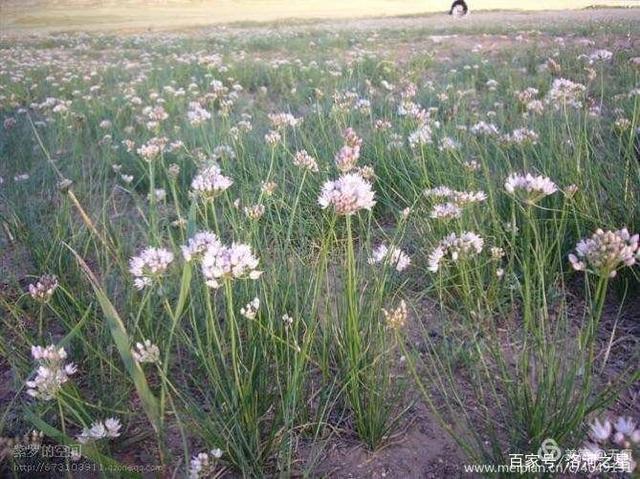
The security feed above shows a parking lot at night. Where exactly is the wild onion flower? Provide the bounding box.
[76,418,122,444]
[590,418,613,442]
[613,417,640,448]
[368,244,411,272]
[424,187,486,216]
[28,274,59,303]
[244,204,265,220]
[428,232,484,272]
[268,112,302,129]
[181,232,221,262]
[261,181,278,196]
[264,130,281,146]
[131,340,160,364]
[318,173,376,216]
[408,123,433,148]
[136,137,167,162]
[281,314,294,327]
[212,145,235,161]
[190,164,233,200]
[240,298,260,319]
[546,78,586,110]
[382,300,408,330]
[26,345,76,400]
[588,49,613,63]
[129,247,174,290]
[293,150,319,172]
[187,101,211,126]
[438,137,460,152]
[201,242,262,289]
[568,228,639,278]
[581,416,640,472]
[503,128,539,145]
[334,128,362,173]
[504,172,558,203]
[470,121,500,137]
[189,449,223,479]
[430,202,462,220]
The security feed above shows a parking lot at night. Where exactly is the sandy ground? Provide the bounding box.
[0,1,637,34]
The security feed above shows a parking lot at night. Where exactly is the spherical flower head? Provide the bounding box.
[293,150,319,172]
[189,449,223,479]
[335,145,360,173]
[181,232,221,262]
[129,247,174,290]
[588,49,613,63]
[77,417,122,444]
[430,202,462,220]
[590,418,612,443]
[504,172,558,204]
[268,112,302,129]
[104,418,122,438]
[383,300,408,330]
[132,339,161,364]
[569,228,639,278]
[28,274,59,303]
[191,164,233,201]
[240,297,260,319]
[201,242,262,289]
[318,173,376,216]
[26,345,75,400]
[244,204,265,220]
[368,244,411,272]
[428,232,484,272]
[546,78,586,110]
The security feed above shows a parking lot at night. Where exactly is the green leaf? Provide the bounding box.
[66,245,161,433]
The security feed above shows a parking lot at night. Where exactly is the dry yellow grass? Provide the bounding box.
[1,0,635,33]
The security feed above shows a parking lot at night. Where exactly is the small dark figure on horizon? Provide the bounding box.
[449,0,469,16]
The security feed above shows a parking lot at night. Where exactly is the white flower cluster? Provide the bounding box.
[424,186,487,219]
[408,123,434,148]
[240,297,260,319]
[293,150,319,173]
[430,202,462,220]
[503,128,539,145]
[504,172,558,203]
[26,345,77,401]
[335,127,362,173]
[136,136,167,162]
[131,339,161,364]
[129,247,174,290]
[546,78,586,110]
[588,49,613,63]
[318,173,376,216]
[76,418,122,444]
[191,164,233,200]
[182,235,262,289]
[187,101,212,126]
[268,112,302,129]
[382,300,408,329]
[569,228,639,278]
[470,121,500,137]
[584,416,640,471]
[368,243,411,272]
[428,232,484,272]
[189,448,223,479]
[28,274,59,303]
[181,232,222,262]
[244,204,265,220]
